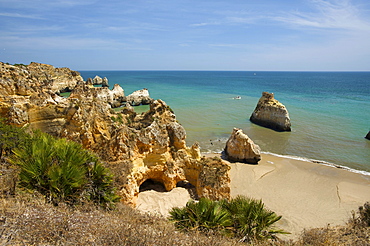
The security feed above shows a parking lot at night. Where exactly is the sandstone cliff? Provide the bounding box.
[0,62,231,205]
[224,128,261,164]
[250,92,291,132]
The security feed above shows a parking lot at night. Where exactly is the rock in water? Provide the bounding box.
[224,128,261,164]
[126,88,153,106]
[366,131,370,140]
[250,92,291,131]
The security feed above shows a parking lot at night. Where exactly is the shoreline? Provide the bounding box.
[227,152,370,239]
[137,151,370,240]
[202,150,370,177]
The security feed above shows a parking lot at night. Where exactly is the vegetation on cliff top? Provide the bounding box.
[169,196,287,243]
[0,119,119,208]
[0,118,369,245]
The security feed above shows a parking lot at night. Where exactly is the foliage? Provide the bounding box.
[111,113,123,124]
[10,131,119,207]
[169,196,287,242]
[221,195,287,242]
[358,202,370,227]
[169,198,231,232]
[0,118,30,160]
[0,197,241,246]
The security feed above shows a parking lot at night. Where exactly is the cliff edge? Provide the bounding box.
[0,62,231,205]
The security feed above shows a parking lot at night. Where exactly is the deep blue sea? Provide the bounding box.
[79,71,370,173]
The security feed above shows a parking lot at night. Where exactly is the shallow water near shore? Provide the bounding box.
[79,71,370,173]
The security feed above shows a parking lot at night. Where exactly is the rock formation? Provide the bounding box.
[250,92,291,131]
[92,75,109,87]
[366,131,370,140]
[224,128,261,164]
[126,88,153,106]
[0,62,231,205]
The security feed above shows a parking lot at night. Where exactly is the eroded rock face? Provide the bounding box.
[92,75,109,87]
[224,128,261,164]
[250,92,291,131]
[366,131,370,140]
[0,62,231,205]
[126,88,153,106]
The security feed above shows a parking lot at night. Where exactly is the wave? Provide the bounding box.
[261,151,370,177]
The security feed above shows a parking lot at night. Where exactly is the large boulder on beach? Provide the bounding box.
[250,92,291,131]
[224,128,261,164]
[366,131,370,140]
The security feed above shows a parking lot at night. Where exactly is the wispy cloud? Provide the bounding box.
[274,0,370,31]
[0,12,43,19]
[0,35,152,51]
[190,21,221,27]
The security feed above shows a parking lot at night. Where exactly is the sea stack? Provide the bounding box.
[366,131,370,140]
[224,128,261,164]
[250,92,291,131]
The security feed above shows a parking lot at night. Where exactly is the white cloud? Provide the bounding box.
[274,0,370,31]
[0,12,43,19]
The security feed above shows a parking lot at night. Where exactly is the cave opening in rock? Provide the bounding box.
[139,179,167,192]
[176,180,198,200]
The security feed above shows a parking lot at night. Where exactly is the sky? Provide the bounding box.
[1,0,370,71]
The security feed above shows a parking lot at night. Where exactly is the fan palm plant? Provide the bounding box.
[11,131,118,207]
[220,195,287,241]
[169,198,232,232]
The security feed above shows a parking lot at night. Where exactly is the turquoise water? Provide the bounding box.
[79,71,370,173]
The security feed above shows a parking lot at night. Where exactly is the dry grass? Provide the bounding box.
[1,193,369,245]
[0,193,243,246]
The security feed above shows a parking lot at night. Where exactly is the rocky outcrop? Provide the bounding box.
[70,81,125,108]
[224,128,261,164]
[126,88,153,106]
[92,75,109,87]
[366,131,370,140]
[250,92,291,131]
[0,62,231,205]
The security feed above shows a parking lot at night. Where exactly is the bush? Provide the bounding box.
[169,195,287,242]
[358,202,370,227]
[169,198,231,232]
[0,118,30,160]
[10,131,119,208]
[221,195,287,242]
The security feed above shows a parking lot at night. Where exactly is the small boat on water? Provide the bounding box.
[233,96,241,100]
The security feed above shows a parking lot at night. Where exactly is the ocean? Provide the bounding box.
[79,71,370,173]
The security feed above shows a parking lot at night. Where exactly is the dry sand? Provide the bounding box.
[136,153,370,239]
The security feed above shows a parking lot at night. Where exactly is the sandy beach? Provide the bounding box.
[136,153,370,239]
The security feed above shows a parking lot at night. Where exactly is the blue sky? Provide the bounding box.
[1,0,370,71]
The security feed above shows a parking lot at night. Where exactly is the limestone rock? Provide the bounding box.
[366,131,370,140]
[126,88,153,106]
[69,82,125,108]
[0,62,231,206]
[250,92,291,131]
[92,75,109,87]
[224,128,261,164]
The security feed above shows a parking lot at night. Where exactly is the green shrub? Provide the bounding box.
[0,118,30,160]
[169,198,231,232]
[169,196,287,242]
[220,195,287,242]
[10,131,119,208]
